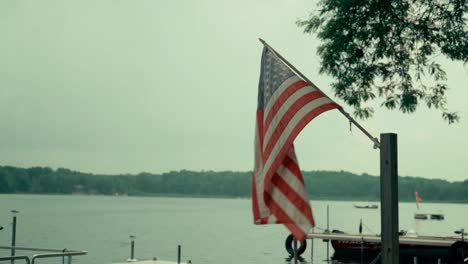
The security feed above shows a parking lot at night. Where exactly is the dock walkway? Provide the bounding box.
[308,232,460,247]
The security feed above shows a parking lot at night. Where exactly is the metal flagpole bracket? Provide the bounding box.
[373,138,380,149]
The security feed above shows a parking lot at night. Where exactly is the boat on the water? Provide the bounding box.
[414,213,445,220]
[310,229,468,263]
[413,192,445,220]
[354,204,378,209]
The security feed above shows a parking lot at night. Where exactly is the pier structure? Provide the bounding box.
[307,232,461,247]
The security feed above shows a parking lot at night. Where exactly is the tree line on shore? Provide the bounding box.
[0,165,467,202]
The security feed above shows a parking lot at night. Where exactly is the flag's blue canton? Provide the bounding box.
[258,47,295,110]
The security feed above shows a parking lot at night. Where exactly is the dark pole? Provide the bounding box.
[130,235,135,260]
[360,219,363,264]
[11,212,17,264]
[177,245,181,264]
[293,239,298,264]
[326,205,329,262]
[380,133,399,264]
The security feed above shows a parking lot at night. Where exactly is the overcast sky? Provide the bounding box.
[1,0,467,182]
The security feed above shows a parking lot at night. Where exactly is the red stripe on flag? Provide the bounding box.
[262,91,325,162]
[283,155,304,184]
[271,173,315,226]
[263,103,338,194]
[256,110,264,149]
[253,109,264,224]
[264,80,309,130]
[252,173,260,223]
[264,192,308,241]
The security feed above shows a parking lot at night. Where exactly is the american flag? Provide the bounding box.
[252,46,339,241]
[414,191,423,209]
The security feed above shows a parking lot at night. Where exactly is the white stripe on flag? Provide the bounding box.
[269,186,311,233]
[254,128,269,217]
[261,97,333,179]
[263,85,318,148]
[263,76,302,118]
[276,164,309,199]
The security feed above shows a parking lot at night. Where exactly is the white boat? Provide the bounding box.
[354,204,378,209]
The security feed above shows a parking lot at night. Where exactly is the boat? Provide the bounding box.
[0,211,88,264]
[354,204,378,209]
[413,192,445,220]
[414,213,445,220]
[0,246,88,264]
[309,229,468,263]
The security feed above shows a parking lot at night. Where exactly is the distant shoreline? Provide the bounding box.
[1,192,467,204]
[1,165,467,203]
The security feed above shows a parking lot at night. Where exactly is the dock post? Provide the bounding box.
[11,210,18,264]
[293,239,298,264]
[380,133,399,264]
[130,235,136,260]
[326,205,329,262]
[177,245,181,264]
[310,230,314,264]
[359,219,363,264]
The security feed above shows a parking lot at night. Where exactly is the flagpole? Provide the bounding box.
[258,38,380,149]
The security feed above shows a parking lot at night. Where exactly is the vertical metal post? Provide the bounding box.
[380,133,399,264]
[293,239,298,264]
[177,245,181,264]
[360,218,363,264]
[326,205,330,262]
[310,235,314,263]
[130,235,136,260]
[11,213,17,264]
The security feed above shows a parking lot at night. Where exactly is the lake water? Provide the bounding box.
[0,195,467,264]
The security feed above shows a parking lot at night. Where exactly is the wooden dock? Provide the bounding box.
[308,232,460,247]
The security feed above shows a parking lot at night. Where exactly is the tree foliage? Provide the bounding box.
[1,165,468,202]
[298,0,467,123]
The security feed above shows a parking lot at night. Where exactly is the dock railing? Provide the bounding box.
[0,246,87,264]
